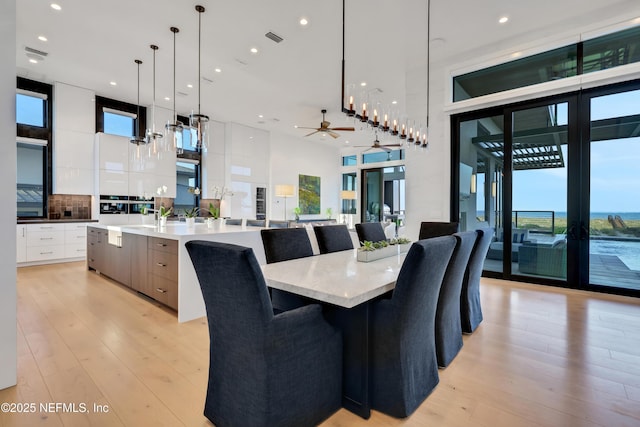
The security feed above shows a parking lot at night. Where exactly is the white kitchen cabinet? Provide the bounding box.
[98,169,128,195]
[64,222,88,258]
[96,132,130,172]
[16,225,27,263]
[25,223,65,262]
[53,83,95,195]
[18,222,93,266]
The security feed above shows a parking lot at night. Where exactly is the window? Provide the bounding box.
[175,160,199,215]
[103,109,135,137]
[342,155,357,166]
[16,91,46,127]
[362,149,404,164]
[16,78,52,218]
[453,24,640,102]
[95,96,146,139]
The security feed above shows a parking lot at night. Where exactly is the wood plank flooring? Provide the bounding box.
[2,261,639,426]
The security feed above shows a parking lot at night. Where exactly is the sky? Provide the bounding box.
[506,89,640,213]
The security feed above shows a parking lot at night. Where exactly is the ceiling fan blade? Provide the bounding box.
[329,127,355,131]
[328,131,340,139]
[304,130,320,137]
[297,126,320,130]
[381,143,402,147]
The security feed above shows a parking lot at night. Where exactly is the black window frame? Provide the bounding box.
[16,77,52,219]
[95,95,146,139]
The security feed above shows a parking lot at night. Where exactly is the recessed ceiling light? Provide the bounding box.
[391,100,398,105]
[164,96,170,101]
[511,52,522,58]
[38,35,48,42]
[299,17,309,26]
[250,47,258,54]
[214,68,222,73]
[360,82,367,87]
[344,140,350,144]
[109,81,117,86]
[294,125,299,128]
[50,3,61,11]
[499,16,509,24]
[187,84,193,88]
[29,59,38,64]
[258,114,264,118]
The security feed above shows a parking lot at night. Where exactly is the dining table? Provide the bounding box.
[261,247,408,419]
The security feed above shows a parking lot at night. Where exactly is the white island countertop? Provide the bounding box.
[89,221,266,322]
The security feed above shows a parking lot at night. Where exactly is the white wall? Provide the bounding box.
[0,0,17,390]
[270,132,342,221]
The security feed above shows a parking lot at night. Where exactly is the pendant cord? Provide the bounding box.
[135,59,141,139]
[173,30,177,122]
[198,10,202,115]
[341,0,345,112]
[426,0,430,129]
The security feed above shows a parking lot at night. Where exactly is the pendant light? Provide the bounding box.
[189,5,209,150]
[146,44,163,158]
[130,59,147,169]
[165,26,183,153]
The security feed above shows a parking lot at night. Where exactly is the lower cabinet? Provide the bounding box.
[88,227,178,311]
[18,222,92,266]
[147,237,178,310]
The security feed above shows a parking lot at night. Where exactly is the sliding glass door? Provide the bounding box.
[453,80,640,296]
[585,88,640,291]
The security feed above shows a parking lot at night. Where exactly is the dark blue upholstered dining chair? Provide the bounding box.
[268,219,289,228]
[355,222,387,245]
[313,224,354,254]
[418,221,459,240]
[185,240,342,427]
[246,219,266,227]
[224,218,242,225]
[369,236,456,418]
[461,227,494,333]
[260,227,314,311]
[435,230,477,367]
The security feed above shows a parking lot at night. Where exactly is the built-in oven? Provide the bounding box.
[99,195,129,214]
[129,196,154,215]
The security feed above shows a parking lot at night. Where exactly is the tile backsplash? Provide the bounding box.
[48,194,92,219]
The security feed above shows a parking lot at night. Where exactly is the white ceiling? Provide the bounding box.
[15,0,640,146]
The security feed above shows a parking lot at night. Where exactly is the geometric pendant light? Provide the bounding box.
[189,5,209,150]
[165,26,184,153]
[146,44,163,158]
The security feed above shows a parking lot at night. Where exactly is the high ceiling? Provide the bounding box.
[15,0,640,146]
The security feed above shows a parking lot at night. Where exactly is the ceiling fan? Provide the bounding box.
[298,109,355,139]
[354,131,402,152]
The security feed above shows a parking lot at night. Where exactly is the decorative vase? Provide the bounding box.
[159,216,167,227]
[141,214,153,225]
[207,218,222,231]
[185,217,195,227]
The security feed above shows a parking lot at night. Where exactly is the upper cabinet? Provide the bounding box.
[53,82,95,195]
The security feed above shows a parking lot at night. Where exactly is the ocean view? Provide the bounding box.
[478,211,640,221]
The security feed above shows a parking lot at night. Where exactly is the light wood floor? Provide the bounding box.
[2,262,640,427]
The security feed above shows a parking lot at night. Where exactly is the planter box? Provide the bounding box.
[357,245,398,262]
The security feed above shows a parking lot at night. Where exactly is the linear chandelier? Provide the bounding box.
[339,0,430,150]
[189,5,210,150]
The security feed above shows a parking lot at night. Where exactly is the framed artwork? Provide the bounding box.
[298,174,321,214]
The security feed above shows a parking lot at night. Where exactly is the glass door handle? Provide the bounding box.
[567,223,578,240]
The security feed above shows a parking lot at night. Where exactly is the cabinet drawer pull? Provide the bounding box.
[156,243,167,247]
[156,262,167,267]
[156,288,167,294]
[40,237,54,240]
[39,226,54,229]
[40,251,54,255]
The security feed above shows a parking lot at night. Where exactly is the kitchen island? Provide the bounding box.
[87,222,265,322]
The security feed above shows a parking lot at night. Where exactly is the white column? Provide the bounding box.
[0,0,17,390]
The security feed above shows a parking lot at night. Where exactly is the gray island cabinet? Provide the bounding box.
[87,223,265,321]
